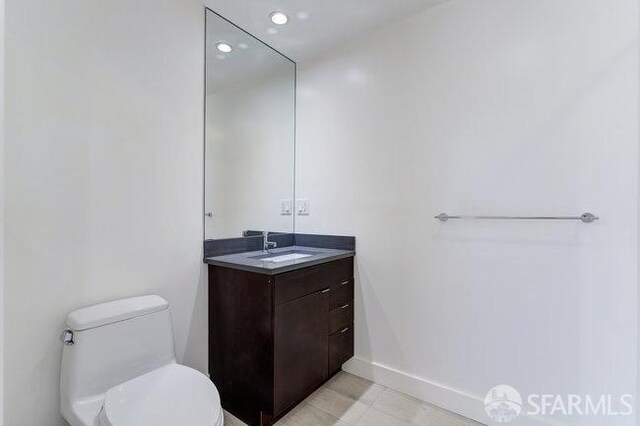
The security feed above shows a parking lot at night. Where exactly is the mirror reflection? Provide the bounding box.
[205,11,296,240]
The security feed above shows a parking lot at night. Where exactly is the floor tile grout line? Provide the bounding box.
[321,372,389,425]
[309,384,369,425]
[304,402,345,425]
[305,387,350,423]
[350,398,370,425]
[371,387,484,426]
[369,388,423,426]
[368,383,386,407]
[329,371,387,406]
[384,387,483,426]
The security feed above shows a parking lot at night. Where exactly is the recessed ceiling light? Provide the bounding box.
[270,11,288,25]
[215,42,233,53]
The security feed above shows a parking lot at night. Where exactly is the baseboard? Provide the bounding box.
[342,357,563,426]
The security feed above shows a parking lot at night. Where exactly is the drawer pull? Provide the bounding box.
[340,280,350,286]
[338,303,350,310]
[321,288,330,294]
[339,327,349,334]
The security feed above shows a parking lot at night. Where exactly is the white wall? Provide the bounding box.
[0,0,5,422]
[296,1,638,425]
[4,0,205,424]
[205,73,295,239]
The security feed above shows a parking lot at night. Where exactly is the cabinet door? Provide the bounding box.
[329,325,354,374]
[274,289,330,415]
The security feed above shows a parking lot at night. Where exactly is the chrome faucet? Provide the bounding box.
[263,231,277,253]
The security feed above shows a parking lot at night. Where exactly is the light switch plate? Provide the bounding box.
[297,199,310,216]
[280,199,292,215]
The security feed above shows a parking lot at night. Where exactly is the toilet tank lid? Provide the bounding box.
[66,295,169,331]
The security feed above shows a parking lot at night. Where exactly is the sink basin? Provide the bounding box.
[263,253,314,263]
[250,250,315,263]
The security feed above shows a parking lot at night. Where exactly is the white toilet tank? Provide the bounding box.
[60,295,176,426]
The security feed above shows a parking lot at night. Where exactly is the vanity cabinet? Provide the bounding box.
[208,256,354,426]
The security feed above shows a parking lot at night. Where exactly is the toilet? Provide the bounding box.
[60,295,223,426]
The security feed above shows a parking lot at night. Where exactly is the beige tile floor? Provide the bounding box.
[223,372,485,426]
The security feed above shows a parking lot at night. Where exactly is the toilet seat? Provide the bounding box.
[98,364,222,426]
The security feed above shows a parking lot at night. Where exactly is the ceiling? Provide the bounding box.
[204,0,447,61]
[206,11,294,93]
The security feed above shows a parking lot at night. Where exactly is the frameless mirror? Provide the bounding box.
[205,10,296,240]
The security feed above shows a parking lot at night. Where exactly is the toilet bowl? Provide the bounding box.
[60,295,223,426]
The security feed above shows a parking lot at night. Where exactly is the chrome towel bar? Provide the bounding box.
[434,212,599,223]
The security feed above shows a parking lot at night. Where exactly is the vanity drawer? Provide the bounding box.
[329,325,354,374]
[329,302,354,335]
[330,279,353,310]
[274,257,353,305]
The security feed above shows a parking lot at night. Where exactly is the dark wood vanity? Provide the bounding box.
[208,255,354,425]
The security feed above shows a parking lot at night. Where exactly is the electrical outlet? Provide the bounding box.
[297,199,310,216]
[280,199,292,215]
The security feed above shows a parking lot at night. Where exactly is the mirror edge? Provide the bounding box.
[203,7,298,242]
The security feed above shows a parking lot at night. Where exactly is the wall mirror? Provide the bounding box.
[205,10,296,240]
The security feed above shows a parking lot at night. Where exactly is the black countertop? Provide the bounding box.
[204,245,355,275]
